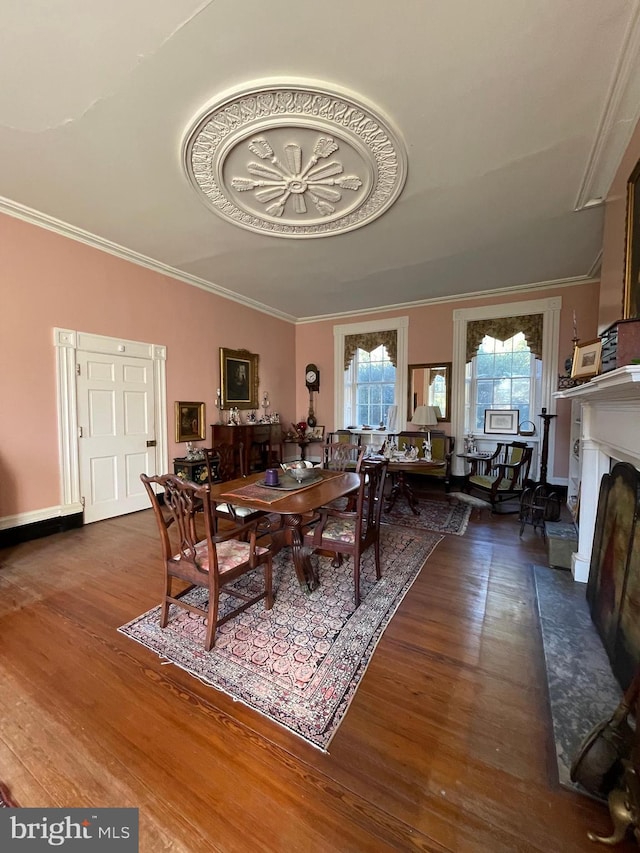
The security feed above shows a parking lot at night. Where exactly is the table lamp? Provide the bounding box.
[411,405,441,439]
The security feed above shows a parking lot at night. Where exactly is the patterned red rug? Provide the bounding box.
[0,782,18,807]
[382,497,471,536]
[119,525,442,750]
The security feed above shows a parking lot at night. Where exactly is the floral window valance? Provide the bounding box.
[466,314,543,362]
[343,330,397,370]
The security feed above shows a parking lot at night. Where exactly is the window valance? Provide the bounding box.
[343,330,397,370]
[466,314,543,362]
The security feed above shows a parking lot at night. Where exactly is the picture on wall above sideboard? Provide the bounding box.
[220,347,259,409]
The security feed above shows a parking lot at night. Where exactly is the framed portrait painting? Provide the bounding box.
[220,347,259,409]
[175,401,205,442]
[624,158,640,320]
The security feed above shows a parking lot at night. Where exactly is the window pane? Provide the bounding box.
[493,379,512,405]
[477,380,493,406]
[357,362,370,382]
[511,378,530,405]
[512,350,531,374]
[476,353,494,377]
[493,352,512,376]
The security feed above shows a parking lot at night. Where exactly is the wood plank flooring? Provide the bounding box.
[0,496,632,852]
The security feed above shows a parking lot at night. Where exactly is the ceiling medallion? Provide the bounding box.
[183,82,407,238]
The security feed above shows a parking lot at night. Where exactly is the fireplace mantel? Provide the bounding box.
[555,366,640,582]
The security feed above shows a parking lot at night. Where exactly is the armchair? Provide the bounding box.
[465,441,533,512]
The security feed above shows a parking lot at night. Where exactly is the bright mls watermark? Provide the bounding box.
[0,808,138,850]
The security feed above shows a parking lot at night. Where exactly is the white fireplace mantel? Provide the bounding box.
[555,366,640,582]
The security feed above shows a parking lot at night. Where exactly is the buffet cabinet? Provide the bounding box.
[211,423,283,477]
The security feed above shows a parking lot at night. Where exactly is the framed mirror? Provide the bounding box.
[407,362,451,423]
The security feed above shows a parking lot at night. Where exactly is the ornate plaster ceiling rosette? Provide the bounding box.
[183,82,407,238]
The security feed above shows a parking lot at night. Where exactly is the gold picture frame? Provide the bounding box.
[220,347,259,409]
[175,401,206,442]
[571,338,602,379]
[307,425,325,441]
[624,158,640,319]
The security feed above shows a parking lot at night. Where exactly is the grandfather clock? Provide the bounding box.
[305,364,320,428]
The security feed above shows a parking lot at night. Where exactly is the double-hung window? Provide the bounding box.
[334,317,408,431]
[344,344,396,427]
[465,332,541,432]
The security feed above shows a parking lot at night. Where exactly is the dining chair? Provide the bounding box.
[141,473,273,650]
[302,458,389,607]
[465,441,533,512]
[322,441,365,472]
[204,442,267,531]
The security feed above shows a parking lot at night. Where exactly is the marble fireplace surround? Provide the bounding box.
[556,366,640,583]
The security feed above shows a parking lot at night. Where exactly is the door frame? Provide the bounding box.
[54,328,168,516]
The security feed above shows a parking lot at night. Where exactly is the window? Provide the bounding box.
[465,332,541,432]
[334,316,408,431]
[344,345,396,427]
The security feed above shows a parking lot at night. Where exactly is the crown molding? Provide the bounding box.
[0,194,601,326]
[575,0,640,209]
[0,195,297,324]
[295,275,599,324]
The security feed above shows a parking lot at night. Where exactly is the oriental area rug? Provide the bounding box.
[382,497,471,536]
[119,526,442,750]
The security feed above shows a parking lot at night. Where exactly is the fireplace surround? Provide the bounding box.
[555,366,640,583]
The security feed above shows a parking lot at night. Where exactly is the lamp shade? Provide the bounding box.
[411,405,441,428]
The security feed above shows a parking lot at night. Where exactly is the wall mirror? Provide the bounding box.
[407,362,451,423]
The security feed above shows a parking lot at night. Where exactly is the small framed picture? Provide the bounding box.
[307,425,325,441]
[571,338,602,379]
[483,409,519,435]
[175,401,206,442]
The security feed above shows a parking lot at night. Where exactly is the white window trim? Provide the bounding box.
[452,296,561,479]
[333,316,408,431]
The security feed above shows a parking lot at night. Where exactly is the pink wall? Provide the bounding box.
[0,214,296,518]
[296,281,601,481]
[600,118,640,330]
[0,207,604,523]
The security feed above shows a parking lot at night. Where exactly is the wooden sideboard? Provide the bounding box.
[211,423,283,476]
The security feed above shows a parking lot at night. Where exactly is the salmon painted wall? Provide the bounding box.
[296,281,600,481]
[600,117,640,330]
[0,213,296,519]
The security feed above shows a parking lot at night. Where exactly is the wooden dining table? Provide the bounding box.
[382,458,446,515]
[208,468,361,592]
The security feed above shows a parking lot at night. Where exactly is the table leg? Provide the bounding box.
[284,514,319,592]
[385,472,420,515]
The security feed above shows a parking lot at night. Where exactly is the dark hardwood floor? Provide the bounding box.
[0,492,631,852]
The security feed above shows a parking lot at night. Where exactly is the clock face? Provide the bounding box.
[306,370,317,384]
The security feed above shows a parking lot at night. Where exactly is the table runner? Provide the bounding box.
[221,469,342,505]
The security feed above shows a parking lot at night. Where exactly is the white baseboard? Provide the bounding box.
[0,503,83,531]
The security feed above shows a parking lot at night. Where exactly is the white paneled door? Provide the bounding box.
[77,351,156,523]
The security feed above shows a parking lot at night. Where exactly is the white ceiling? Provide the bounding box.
[2,0,640,322]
